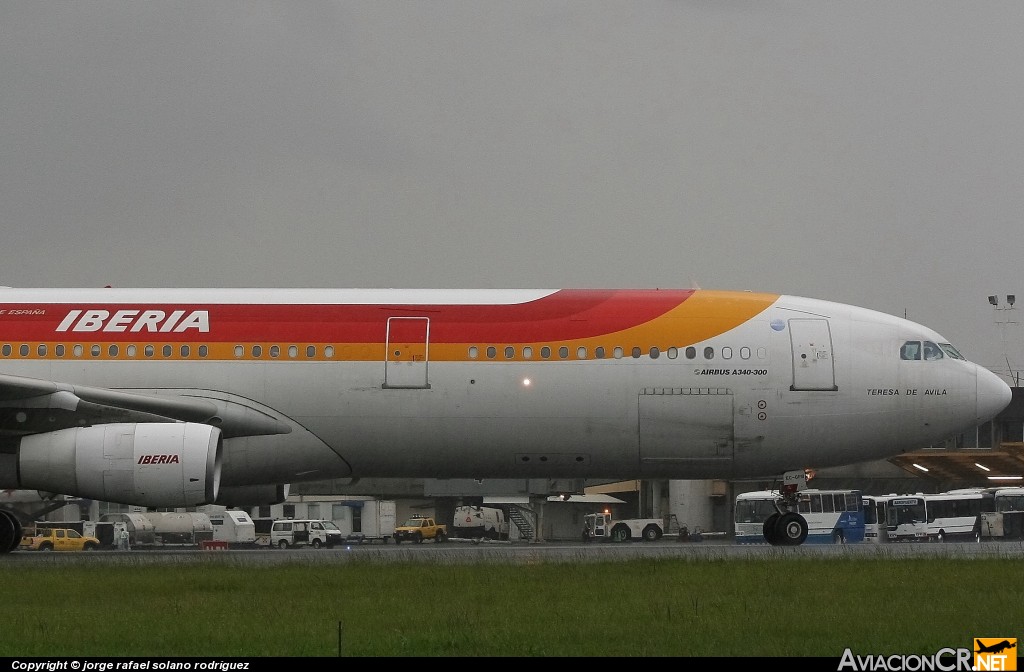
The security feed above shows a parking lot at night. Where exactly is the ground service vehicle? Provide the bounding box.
[980,487,1024,540]
[452,505,509,540]
[19,527,100,551]
[0,287,1010,554]
[339,499,396,543]
[270,519,343,549]
[582,511,666,542]
[734,489,865,544]
[393,515,447,543]
[209,510,257,545]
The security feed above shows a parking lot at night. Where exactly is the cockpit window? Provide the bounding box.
[900,341,921,360]
[939,343,965,360]
[902,340,960,361]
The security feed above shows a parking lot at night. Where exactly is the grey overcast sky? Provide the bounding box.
[2,2,1023,379]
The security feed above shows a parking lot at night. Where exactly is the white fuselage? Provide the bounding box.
[0,289,1011,493]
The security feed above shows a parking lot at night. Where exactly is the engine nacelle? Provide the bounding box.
[215,483,290,507]
[0,509,23,554]
[17,422,222,507]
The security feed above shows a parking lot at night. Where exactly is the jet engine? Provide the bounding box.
[16,422,221,507]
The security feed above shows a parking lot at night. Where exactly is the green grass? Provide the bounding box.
[2,555,1017,657]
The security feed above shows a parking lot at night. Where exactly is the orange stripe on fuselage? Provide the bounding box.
[432,290,778,359]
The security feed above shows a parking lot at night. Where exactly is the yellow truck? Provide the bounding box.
[393,515,447,544]
[20,527,101,552]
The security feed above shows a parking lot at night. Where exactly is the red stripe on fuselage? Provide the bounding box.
[0,290,697,343]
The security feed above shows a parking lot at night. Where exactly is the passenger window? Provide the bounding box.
[288,345,298,358]
[541,346,551,359]
[252,345,262,357]
[685,347,696,360]
[595,346,605,359]
[162,345,172,357]
[1,344,9,356]
[523,346,533,359]
[73,344,83,357]
[20,344,28,356]
[37,344,47,356]
[127,345,137,357]
[469,346,479,359]
[269,345,280,358]
[505,346,515,359]
[558,346,569,359]
[199,345,208,357]
[666,347,677,359]
[577,346,587,359]
[703,346,714,360]
[613,347,623,359]
[306,345,315,358]
[722,347,732,359]
[108,344,118,357]
[55,344,65,357]
[486,346,496,359]
[180,345,190,357]
[649,347,659,359]
[740,347,751,360]
[631,347,641,359]
[325,345,335,358]
[234,345,243,358]
[91,345,101,357]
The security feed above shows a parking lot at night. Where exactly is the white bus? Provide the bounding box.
[734,489,865,544]
[862,494,895,544]
[886,490,993,542]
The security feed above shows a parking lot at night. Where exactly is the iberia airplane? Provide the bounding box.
[0,288,1011,551]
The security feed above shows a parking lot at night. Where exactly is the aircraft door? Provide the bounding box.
[638,388,734,472]
[789,318,837,391]
[384,317,430,389]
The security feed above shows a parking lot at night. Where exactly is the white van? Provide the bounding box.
[270,519,344,549]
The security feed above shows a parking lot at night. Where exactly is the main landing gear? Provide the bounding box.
[761,469,810,546]
[762,511,808,546]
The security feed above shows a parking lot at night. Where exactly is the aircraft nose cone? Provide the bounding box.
[977,365,1012,423]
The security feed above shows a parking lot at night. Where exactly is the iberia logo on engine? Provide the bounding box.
[138,455,181,465]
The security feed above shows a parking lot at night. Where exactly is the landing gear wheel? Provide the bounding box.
[775,512,808,546]
[762,513,780,545]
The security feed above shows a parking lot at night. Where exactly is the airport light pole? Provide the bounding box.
[988,295,1020,387]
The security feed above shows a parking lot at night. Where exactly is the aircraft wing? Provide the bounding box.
[0,372,291,439]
